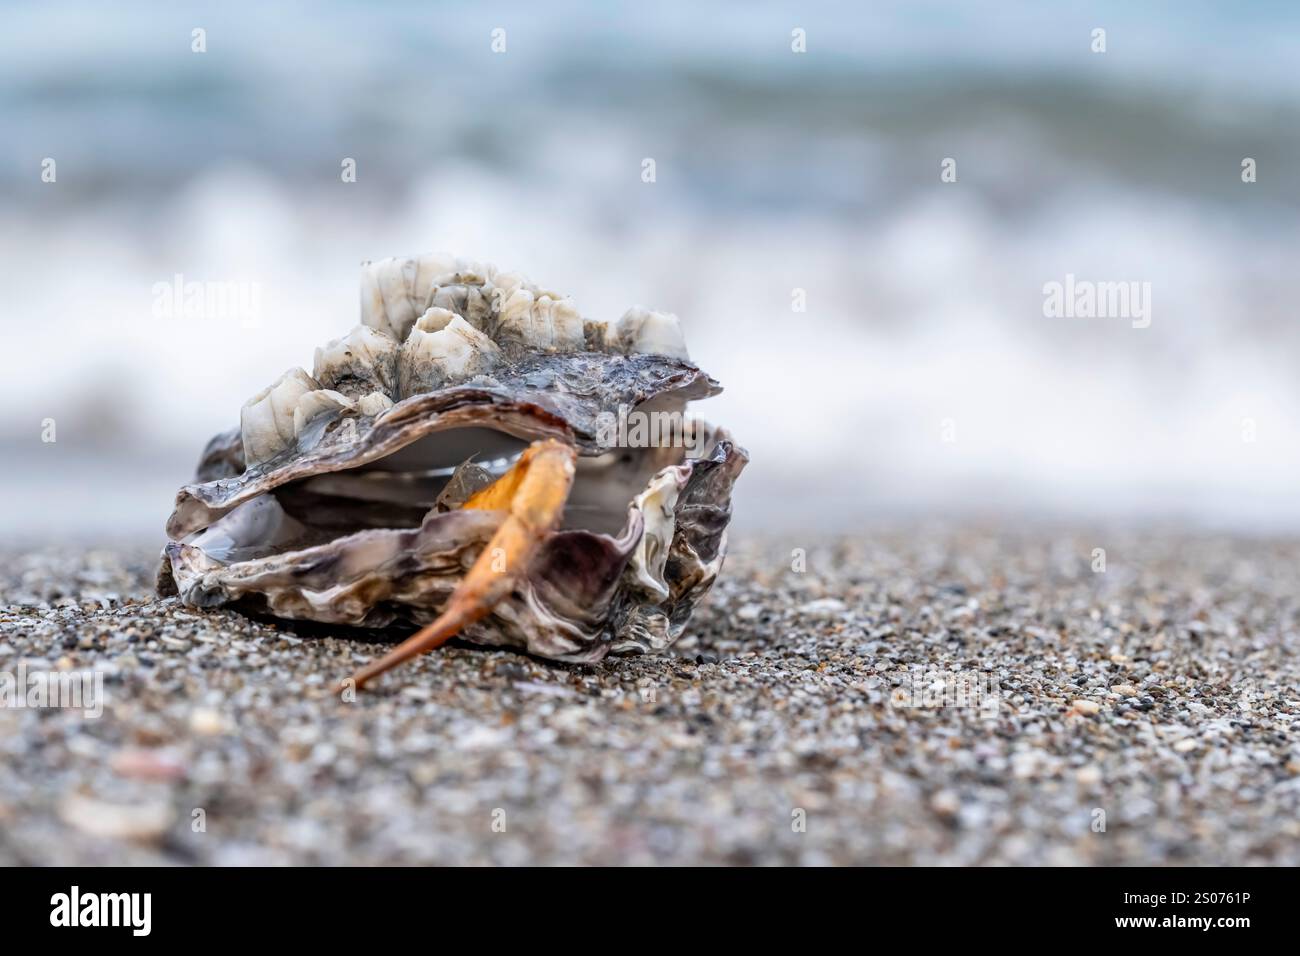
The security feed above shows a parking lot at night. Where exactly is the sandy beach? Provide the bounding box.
[1,526,1297,866]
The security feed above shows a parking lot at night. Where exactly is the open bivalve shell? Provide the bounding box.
[159,253,747,674]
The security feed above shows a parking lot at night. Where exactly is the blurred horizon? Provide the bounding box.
[4,0,1300,541]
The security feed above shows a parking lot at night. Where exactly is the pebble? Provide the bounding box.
[58,794,174,842]
[930,790,961,818]
[513,680,575,698]
[799,598,848,617]
[1075,765,1103,785]
[188,708,227,736]
[110,748,187,782]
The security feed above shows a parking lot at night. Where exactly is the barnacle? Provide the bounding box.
[158,253,747,683]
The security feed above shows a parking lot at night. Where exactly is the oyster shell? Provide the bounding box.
[159,254,747,669]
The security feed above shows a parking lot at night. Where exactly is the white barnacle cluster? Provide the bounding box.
[238,253,690,466]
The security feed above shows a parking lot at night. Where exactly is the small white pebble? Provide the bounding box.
[1173,738,1198,753]
[189,707,227,736]
[59,795,174,842]
[799,598,848,617]
[1071,699,1101,716]
[930,790,960,817]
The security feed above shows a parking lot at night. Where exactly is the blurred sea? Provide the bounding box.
[3,0,1299,541]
